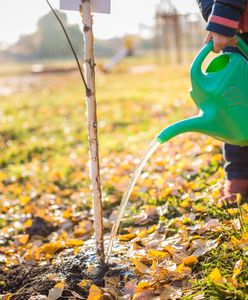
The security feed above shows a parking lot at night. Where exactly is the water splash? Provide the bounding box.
[106,139,160,261]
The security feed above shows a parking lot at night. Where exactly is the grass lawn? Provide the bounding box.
[0,57,248,299]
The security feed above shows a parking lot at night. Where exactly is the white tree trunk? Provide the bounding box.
[80,0,105,263]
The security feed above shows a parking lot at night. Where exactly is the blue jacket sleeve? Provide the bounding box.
[197,0,248,36]
[197,0,214,21]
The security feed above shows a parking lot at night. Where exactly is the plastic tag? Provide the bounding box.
[60,0,111,14]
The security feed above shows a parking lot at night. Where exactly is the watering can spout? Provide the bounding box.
[156,115,210,144]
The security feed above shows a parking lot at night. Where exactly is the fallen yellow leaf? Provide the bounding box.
[182,255,198,266]
[136,229,148,239]
[0,294,12,300]
[74,220,93,237]
[23,247,41,261]
[78,279,92,288]
[63,208,72,219]
[147,249,169,261]
[87,285,104,300]
[20,195,31,205]
[118,233,136,241]
[66,239,84,247]
[24,219,33,228]
[147,225,157,234]
[227,208,239,216]
[54,282,65,289]
[176,263,192,277]
[133,258,151,274]
[41,241,65,255]
[48,282,65,300]
[163,246,174,256]
[242,203,248,212]
[0,171,7,181]
[180,198,191,208]
[18,234,29,245]
[231,236,239,248]
[208,268,225,285]
[135,281,151,292]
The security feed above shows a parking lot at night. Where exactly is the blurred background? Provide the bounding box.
[0,0,211,206]
[0,0,205,65]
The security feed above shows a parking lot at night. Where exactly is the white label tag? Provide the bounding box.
[60,0,111,14]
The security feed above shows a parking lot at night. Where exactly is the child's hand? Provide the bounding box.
[205,32,237,53]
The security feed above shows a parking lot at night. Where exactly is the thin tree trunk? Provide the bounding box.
[80,0,105,263]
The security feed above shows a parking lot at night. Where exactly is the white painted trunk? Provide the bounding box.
[81,0,105,263]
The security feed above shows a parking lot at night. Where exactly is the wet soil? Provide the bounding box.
[0,250,134,299]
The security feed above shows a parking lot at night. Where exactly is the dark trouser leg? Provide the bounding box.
[224,144,248,180]
[223,33,248,180]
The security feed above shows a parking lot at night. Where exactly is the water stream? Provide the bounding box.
[106,139,160,261]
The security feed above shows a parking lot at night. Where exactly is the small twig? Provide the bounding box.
[45,0,89,92]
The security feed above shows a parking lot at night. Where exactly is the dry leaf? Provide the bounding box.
[232,219,241,231]
[62,208,72,219]
[78,279,92,288]
[135,281,151,292]
[66,239,84,247]
[231,236,240,248]
[118,233,136,241]
[233,259,243,278]
[87,285,104,300]
[160,285,182,300]
[41,241,65,255]
[48,282,65,300]
[74,220,93,237]
[18,234,29,245]
[147,249,169,261]
[124,279,137,297]
[24,219,33,228]
[132,289,155,300]
[205,219,220,230]
[20,195,31,205]
[0,294,12,300]
[133,258,151,274]
[182,256,198,266]
[163,246,174,256]
[176,263,192,278]
[208,268,225,286]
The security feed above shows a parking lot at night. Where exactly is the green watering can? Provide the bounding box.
[157,36,248,146]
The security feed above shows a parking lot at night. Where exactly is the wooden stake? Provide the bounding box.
[80,0,105,263]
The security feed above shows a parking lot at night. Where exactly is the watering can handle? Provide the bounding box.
[190,40,213,80]
[236,35,248,59]
[191,36,248,79]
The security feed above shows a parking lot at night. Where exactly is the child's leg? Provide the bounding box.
[222,33,248,201]
[224,144,248,179]
[224,32,248,180]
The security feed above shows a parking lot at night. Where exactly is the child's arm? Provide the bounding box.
[197,0,214,21]
[197,0,248,52]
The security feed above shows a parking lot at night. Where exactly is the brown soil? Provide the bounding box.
[0,250,133,299]
[26,217,58,238]
[0,264,55,299]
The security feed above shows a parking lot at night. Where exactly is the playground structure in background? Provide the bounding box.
[101,0,206,72]
[101,35,136,73]
[155,0,205,64]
